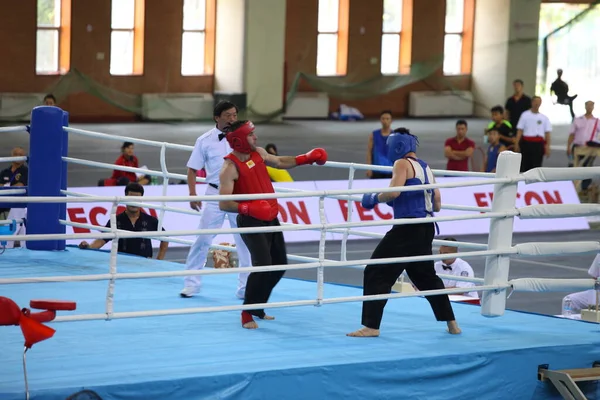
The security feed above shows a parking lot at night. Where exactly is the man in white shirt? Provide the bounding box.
[180,101,251,299]
[562,253,600,313]
[433,238,478,299]
[567,101,600,190]
[515,96,552,172]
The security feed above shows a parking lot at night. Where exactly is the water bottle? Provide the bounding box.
[562,297,573,316]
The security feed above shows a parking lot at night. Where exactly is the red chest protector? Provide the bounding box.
[224,152,279,218]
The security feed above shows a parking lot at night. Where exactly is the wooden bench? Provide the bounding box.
[538,363,600,400]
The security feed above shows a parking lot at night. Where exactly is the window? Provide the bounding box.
[316,0,349,76]
[36,0,71,75]
[443,0,464,75]
[381,0,403,75]
[110,0,145,76]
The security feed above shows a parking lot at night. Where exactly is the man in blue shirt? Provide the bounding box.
[366,110,394,179]
[348,129,460,337]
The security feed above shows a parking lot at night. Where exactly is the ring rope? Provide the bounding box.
[1,121,599,322]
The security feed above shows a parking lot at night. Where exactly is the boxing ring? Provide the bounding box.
[1,106,600,400]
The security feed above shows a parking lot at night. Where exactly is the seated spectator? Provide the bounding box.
[433,238,478,299]
[561,253,599,314]
[482,130,506,173]
[98,142,150,186]
[366,110,394,179]
[265,143,294,182]
[485,105,514,149]
[79,183,168,259]
[0,147,28,220]
[43,94,57,106]
[444,120,475,171]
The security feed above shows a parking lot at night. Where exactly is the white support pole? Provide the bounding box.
[340,165,356,262]
[316,196,326,306]
[158,143,169,231]
[105,201,119,319]
[481,151,521,317]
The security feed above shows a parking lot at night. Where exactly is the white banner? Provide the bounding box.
[62,178,588,248]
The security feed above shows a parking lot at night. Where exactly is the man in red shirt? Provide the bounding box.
[218,121,328,329]
[444,120,476,171]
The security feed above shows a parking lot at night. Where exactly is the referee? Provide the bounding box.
[515,96,552,172]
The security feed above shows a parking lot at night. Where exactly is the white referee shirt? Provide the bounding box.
[588,253,600,279]
[516,110,552,138]
[187,127,232,186]
[434,258,479,298]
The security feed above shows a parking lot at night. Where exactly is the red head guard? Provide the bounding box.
[226,121,255,154]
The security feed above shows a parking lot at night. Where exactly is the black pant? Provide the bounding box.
[237,215,287,318]
[557,95,577,120]
[361,222,455,330]
[519,140,545,172]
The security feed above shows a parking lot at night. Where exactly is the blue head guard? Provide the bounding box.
[387,128,419,162]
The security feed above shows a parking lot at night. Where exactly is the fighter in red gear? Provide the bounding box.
[219,120,327,329]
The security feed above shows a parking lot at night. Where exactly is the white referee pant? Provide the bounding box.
[183,185,251,297]
[563,290,596,313]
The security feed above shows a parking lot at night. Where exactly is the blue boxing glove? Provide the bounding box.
[361,193,380,210]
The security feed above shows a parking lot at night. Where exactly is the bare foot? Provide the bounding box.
[346,327,380,337]
[243,320,258,329]
[260,315,275,320]
[447,320,461,335]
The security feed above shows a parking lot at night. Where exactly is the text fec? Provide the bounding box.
[67,206,159,233]
[474,190,563,208]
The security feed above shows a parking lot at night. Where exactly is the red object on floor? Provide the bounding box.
[0,296,77,348]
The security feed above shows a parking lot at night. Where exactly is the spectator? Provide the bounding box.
[444,120,475,171]
[78,183,168,259]
[433,238,478,299]
[264,143,293,182]
[505,79,532,133]
[567,100,600,191]
[485,105,514,149]
[0,147,28,220]
[482,129,506,173]
[515,96,552,172]
[98,142,150,186]
[43,94,57,106]
[366,110,394,179]
[551,69,578,121]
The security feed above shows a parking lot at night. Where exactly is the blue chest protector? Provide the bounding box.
[388,157,438,232]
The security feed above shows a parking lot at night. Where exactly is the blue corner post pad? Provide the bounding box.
[0,220,17,247]
[26,106,70,251]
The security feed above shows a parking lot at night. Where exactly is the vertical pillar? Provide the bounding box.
[480,151,521,317]
[214,0,286,120]
[214,0,246,95]
[26,106,68,251]
[243,0,286,120]
[471,0,541,117]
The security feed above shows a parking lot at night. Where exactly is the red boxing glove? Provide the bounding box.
[295,148,328,166]
[238,200,275,221]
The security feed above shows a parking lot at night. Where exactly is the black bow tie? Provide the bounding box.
[218,132,226,141]
[442,264,452,271]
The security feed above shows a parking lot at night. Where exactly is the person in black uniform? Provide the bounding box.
[0,147,28,220]
[550,69,578,121]
[504,79,532,133]
[78,183,169,259]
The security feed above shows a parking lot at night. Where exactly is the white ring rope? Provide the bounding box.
[1,123,599,322]
[0,126,28,133]
[0,156,28,163]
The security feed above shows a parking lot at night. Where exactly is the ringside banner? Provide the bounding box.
[62,178,588,248]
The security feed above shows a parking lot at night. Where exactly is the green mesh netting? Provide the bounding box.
[0,56,442,123]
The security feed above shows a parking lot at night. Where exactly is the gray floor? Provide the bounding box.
[0,117,595,317]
